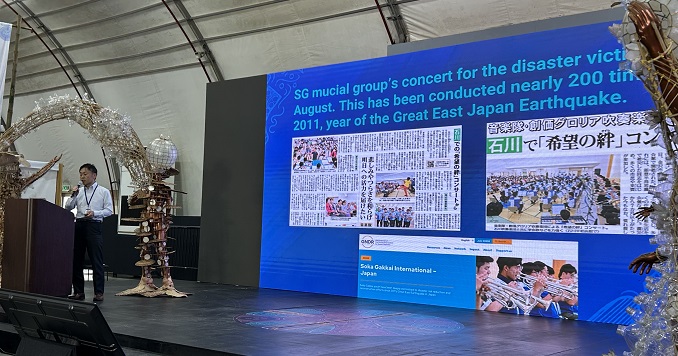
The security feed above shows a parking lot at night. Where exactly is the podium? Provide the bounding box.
[1,198,74,296]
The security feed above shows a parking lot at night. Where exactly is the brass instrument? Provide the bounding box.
[482,278,552,315]
[519,273,578,300]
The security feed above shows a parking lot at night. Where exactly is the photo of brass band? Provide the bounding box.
[476,256,578,319]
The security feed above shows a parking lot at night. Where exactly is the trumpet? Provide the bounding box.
[519,273,578,300]
[482,278,552,315]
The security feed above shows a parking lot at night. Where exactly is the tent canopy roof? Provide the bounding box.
[0,0,615,215]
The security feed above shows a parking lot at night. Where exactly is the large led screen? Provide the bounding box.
[262,21,656,323]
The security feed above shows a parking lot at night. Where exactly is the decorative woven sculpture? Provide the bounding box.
[611,1,678,354]
[118,136,188,298]
[0,95,187,297]
[0,96,153,188]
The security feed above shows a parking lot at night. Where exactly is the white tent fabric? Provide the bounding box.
[0,0,615,215]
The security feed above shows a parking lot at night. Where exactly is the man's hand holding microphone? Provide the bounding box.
[71,182,81,197]
[71,183,93,219]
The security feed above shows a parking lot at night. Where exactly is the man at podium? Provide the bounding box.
[64,163,113,302]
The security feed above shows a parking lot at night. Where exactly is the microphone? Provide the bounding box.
[72,182,82,197]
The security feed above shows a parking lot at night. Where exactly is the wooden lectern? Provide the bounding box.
[1,198,74,296]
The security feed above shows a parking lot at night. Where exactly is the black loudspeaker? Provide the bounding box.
[0,289,123,355]
[560,209,571,221]
[486,201,503,216]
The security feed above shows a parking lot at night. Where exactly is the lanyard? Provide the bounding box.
[85,184,98,210]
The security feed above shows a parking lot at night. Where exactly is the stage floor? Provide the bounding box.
[3,277,629,355]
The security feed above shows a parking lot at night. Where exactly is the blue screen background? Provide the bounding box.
[262,21,655,323]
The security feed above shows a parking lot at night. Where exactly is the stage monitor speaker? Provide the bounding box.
[0,289,123,356]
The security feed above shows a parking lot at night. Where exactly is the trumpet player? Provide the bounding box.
[532,260,549,277]
[475,256,493,294]
[486,257,523,313]
[521,262,558,318]
[496,257,522,286]
[476,256,502,311]
[556,264,579,320]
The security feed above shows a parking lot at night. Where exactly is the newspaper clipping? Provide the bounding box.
[290,126,462,230]
[486,111,662,235]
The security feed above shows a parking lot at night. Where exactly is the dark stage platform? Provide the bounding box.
[1,277,629,355]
